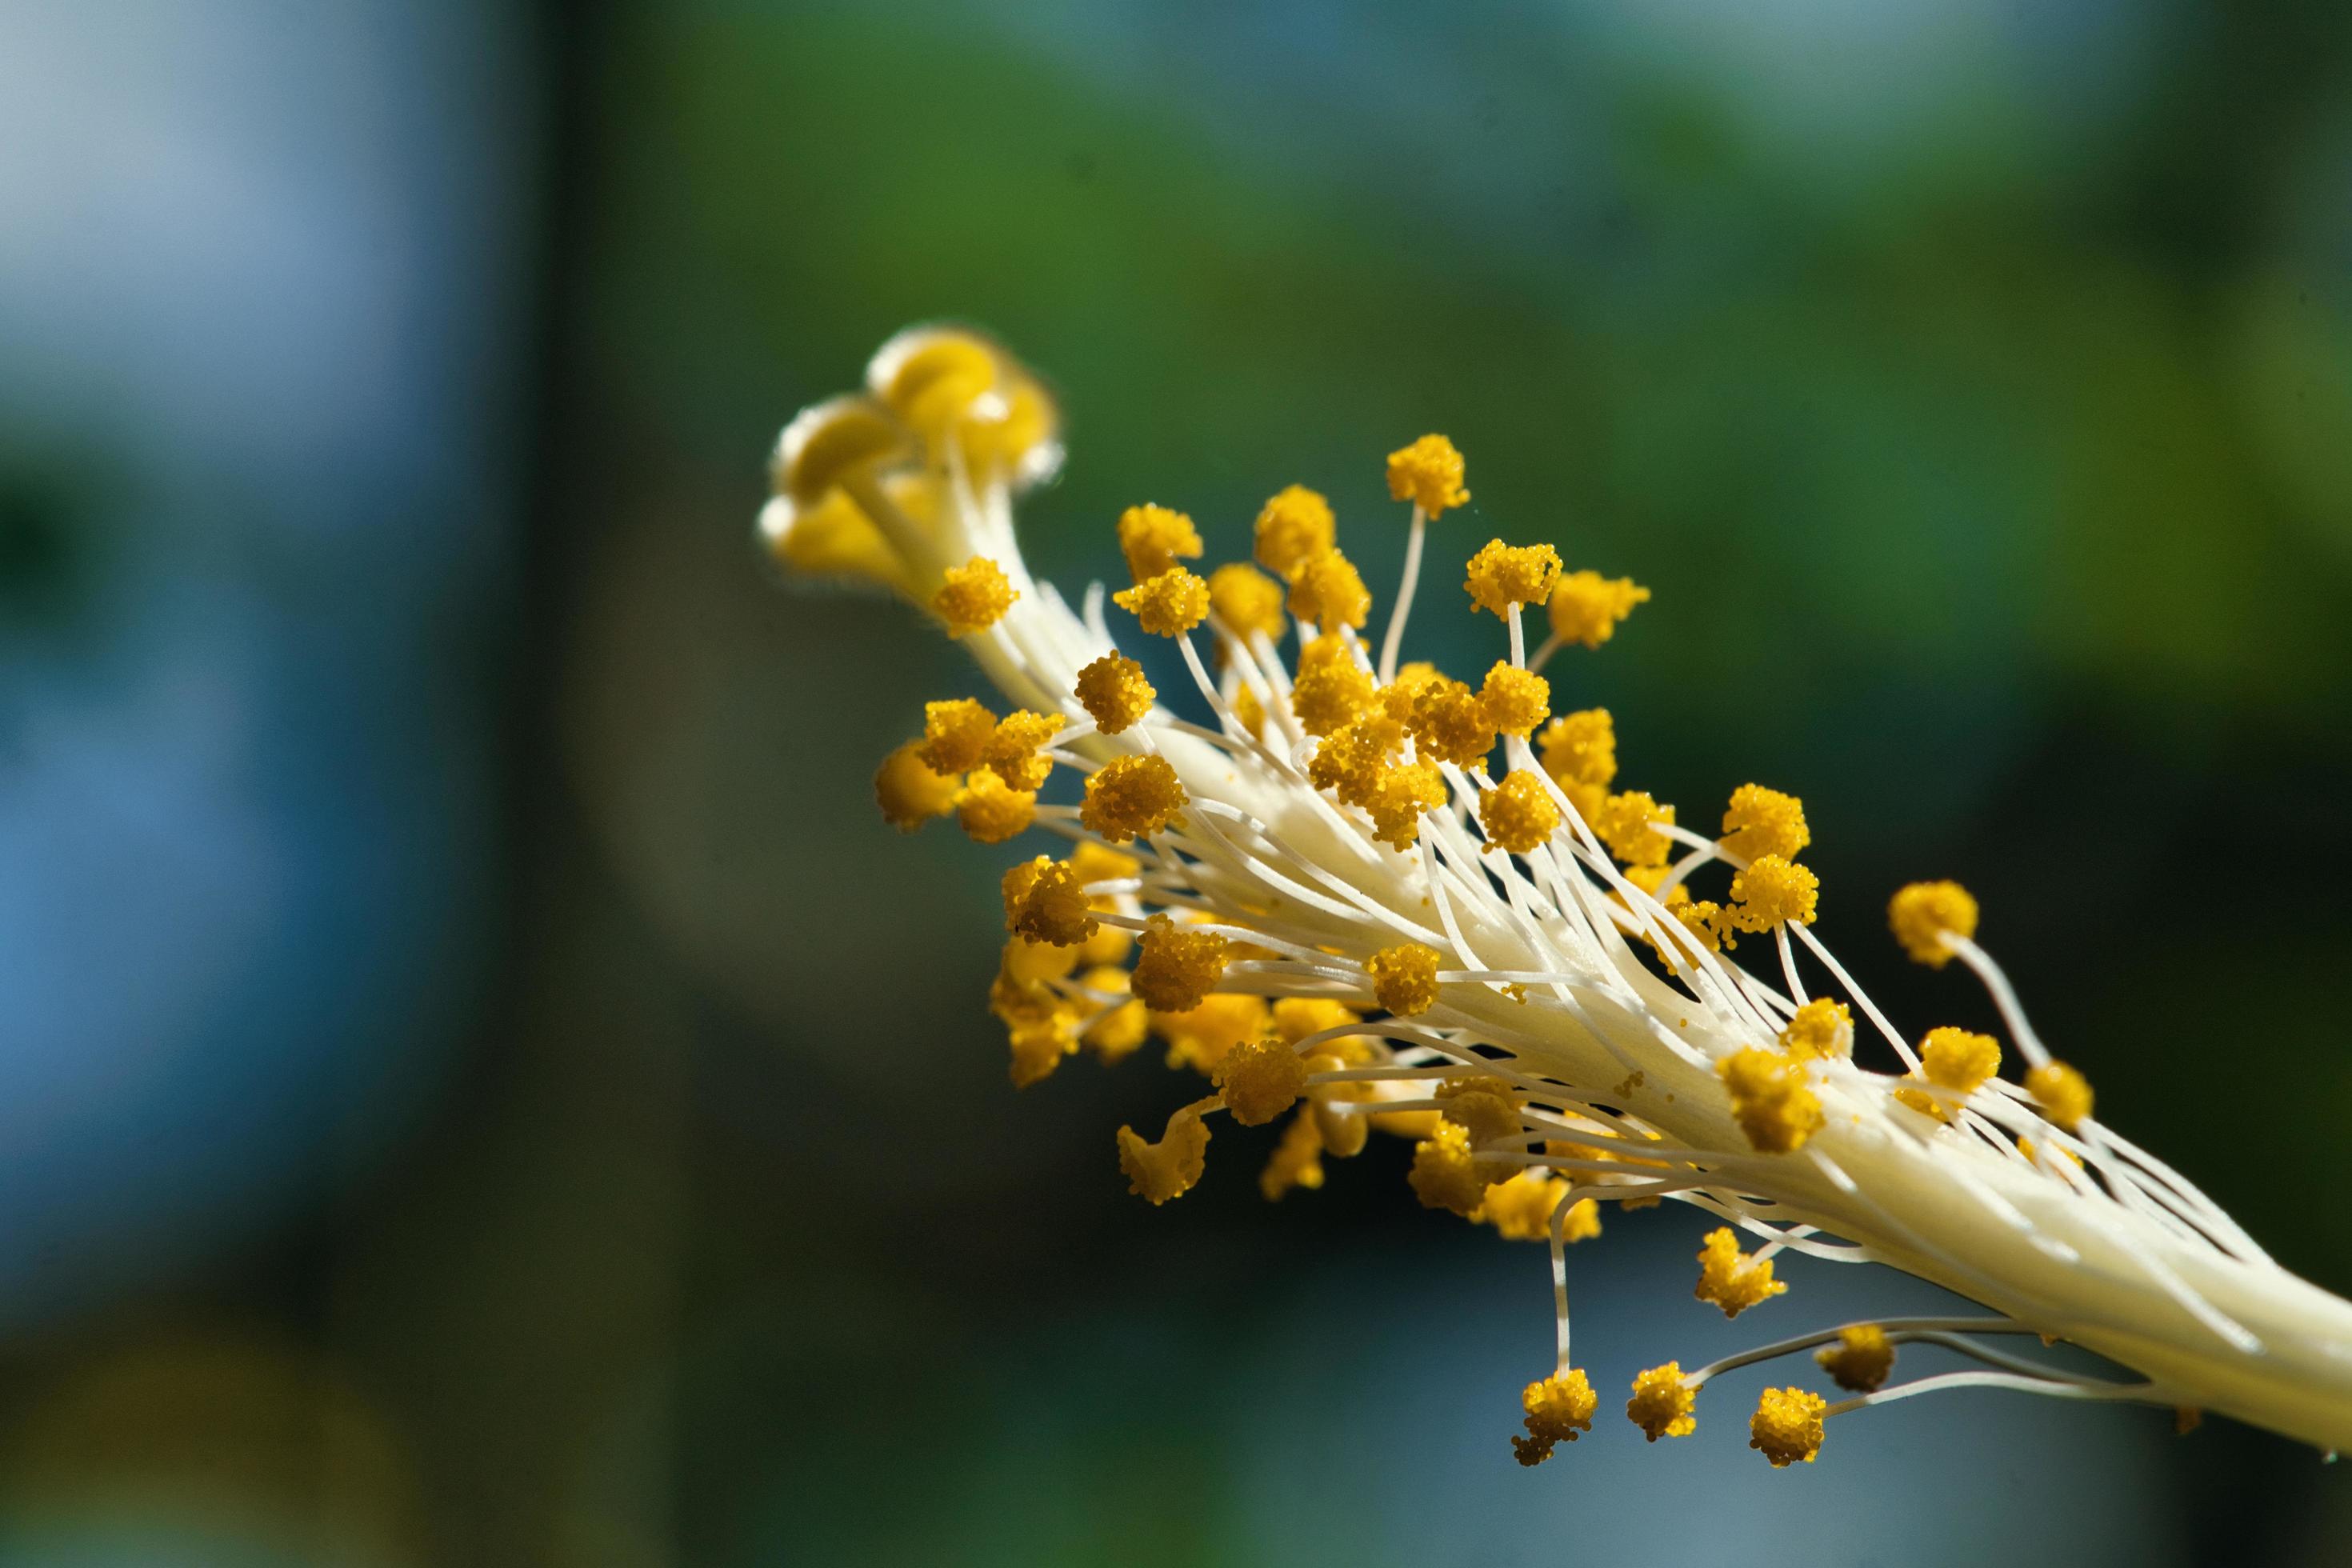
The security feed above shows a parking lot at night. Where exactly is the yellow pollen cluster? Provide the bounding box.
[1002,856,1098,947]
[2026,1061,2094,1132]
[1306,712,1401,802]
[1130,913,1231,1014]
[1514,1370,1597,1466]
[932,555,1018,634]
[1080,754,1188,842]
[1749,1387,1827,1467]
[1895,1026,2002,1121]
[1366,762,1446,849]
[1816,1324,1896,1392]
[1478,662,1550,737]
[918,697,998,774]
[1254,484,1336,576]
[1479,1173,1599,1243]
[1408,1120,1490,1217]
[874,742,959,832]
[1718,1047,1826,1154]
[1259,1113,1326,1200]
[1594,790,1675,868]
[1721,784,1810,862]
[1695,1226,1787,1318]
[1367,942,1442,1015]
[981,709,1063,791]
[1889,879,1980,966]
[1114,567,1211,637]
[1285,546,1372,632]
[1463,539,1562,618]
[1213,1036,1310,1126]
[954,771,1035,843]
[1538,708,1615,788]
[1291,636,1378,735]
[1386,434,1471,518]
[1479,770,1562,855]
[1206,562,1286,642]
[1626,1364,1698,1442]
[1117,503,1202,582]
[1547,570,1649,649]
[1073,652,1155,734]
[1407,676,1498,769]
[1117,1100,1213,1205]
[1725,854,1819,932]
[1778,998,1854,1061]
[1154,993,1270,1074]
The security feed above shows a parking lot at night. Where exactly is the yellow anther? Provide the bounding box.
[1694,1226,1787,1318]
[918,696,998,774]
[1306,714,1403,806]
[1479,1173,1599,1243]
[1002,856,1098,947]
[1365,761,1446,849]
[1386,434,1470,518]
[1307,1054,1374,1158]
[954,772,1036,842]
[990,966,1080,1087]
[1478,662,1551,738]
[1378,661,1445,720]
[1725,854,1819,932]
[1463,539,1562,618]
[1116,503,1203,582]
[1537,707,1616,789]
[1778,998,1854,1062]
[1368,942,1443,1016]
[981,709,1064,791]
[1001,935,1080,986]
[874,741,959,832]
[1006,1019,1076,1088]
[1721,783,1811,863]
[1117,1099,1214,1205]
[1626,1364,1698,1442]
[1152,993,1271,1074]
[1749,1387,1826,1467]
[1253,484,1337,577]
[1894,1026,2003,1121]
[1214,1036,1310,1126]
[1079,967,1148,1064]
[1233,681,1266,738]
[1130,912,1230,1014]
[933,555,1019,634]
[1514,1370,1597,1466]
[1079,754,1188,842]
[1114,566,1211,637]
[1284,546,1372,633]
[1258,1112,1326,1201]
[1889,880,1979,967]
[1406,676,1498,768]
[1593,790,1676,868]
[1546,570,1650,650]
[771,393,908,506]
[1290,636,1378,735]
[1815,1324,1896,1392]
[1718,1047,1826,1154]
[1409,1120,1490,1217]
[1667,897,1726,956]
[1070,839,1140,890]
[1479,770,1562,855]
[1073,651,1155,734]
[1438,1075,1523,1156]
[1207,562,1287,642]
[2026,1061,2094,1132]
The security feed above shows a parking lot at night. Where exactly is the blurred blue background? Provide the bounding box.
[2,1,2349,1562]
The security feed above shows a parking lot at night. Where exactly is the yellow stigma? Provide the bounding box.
[1721,783,1811,863]
[1117,1099,1214,1205]
[1285,546,1372,633]
[918,696,998,774]
[869,326,996,436]
[1889,879,1980,967]
[1002,856,1098,947]
[1214,1036,1310,1126]
[770,393,908,506]
[1367,942,1442,1016]
[1749,1387,1827,1467]
[1778,998,1855,1062]
[764,486,902,589]
[1546,570,1650,650]
[980,709,1063,792]
[1073,652,1155,734]
[1815,1324,1896,1392]
[1895,1026,2003,1121]
[2026,1060,2095,1132]
[1725,854,1819,932]
[1130,913,1232,1014]
[1537,707,1616,790]
[1386,434,1471,518]
[1114,566,1212,637]
[1626,1364,1698,1442]
[1290,636,1378,736]
[1463,539,1562,618]
[1479,770,1562,855]
[932,555,1018,634]
[1593,790,1676,868]
[1694,1226,1788,1318]
[873,741,958,833]
[1253,484,1337,578]
[1718,1047,1826,1154]
[1514,1370,1597,1466]
[1478,662,1551,738]
[1116,502,1203,582]
[1206,562,1287,642]
[1406,676,1498,770]
[1079,754,1188,842]
[954,771,1035,843]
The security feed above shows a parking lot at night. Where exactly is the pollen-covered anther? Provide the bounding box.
[1386,434,1471,518]
[1894,1026,2002,1121]
[1721,783,1811,862]
[1626,1364,1698,1442]
[1695,1226,1788,1318]
[1079,754,1188,842]
[1130,913,1231,1014]
[1285,546,1372,633]
[2026,1061,2095,1132]
[1367,942,1443,1015]
[1254,484,1337,578]
[1117,1099,1214,1205]
[954,771,1036,843]
[1365,761,1446,849]
[874,742,958,832]
[918,697,998,774]
[1079,968,1148,1063]
[1464,539,1562,618]
[1073,652,1155,734]
[1258,1112,1326,1200]
[1816,1324,1896,1392]
[1749,1387,1827,1467]
[1537,707,1615,790]
[932,555,1019,634]
[1213,1036,1311,1126]
[1206,562,1287,643]
[1290,637,1378,736]
[1154,993,1270,1074]
[1116,503,1202,582]
[1726,854,1819,932]
[1407,677,1498,769]
[1002,856,1098,947]
[1479,770,1562,855]
[1408,1120,1490,1217]
[1594,790,1676,868]
[1547,570,1650,650]
[1779,998,1855,1062]
[1514,1370,1597,1466]
[1306,713,1402,804]
[1478,662,1551,738]
[980,709,1064,791]
[1718,1047,1826,1154]
[1889,879,1979,967]
[1114,567,1211,637]
[1479,1173,1598,1243]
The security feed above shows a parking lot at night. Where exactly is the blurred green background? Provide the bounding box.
[3,1,2350,1563]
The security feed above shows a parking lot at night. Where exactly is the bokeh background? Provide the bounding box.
[4,1,2351,1563]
